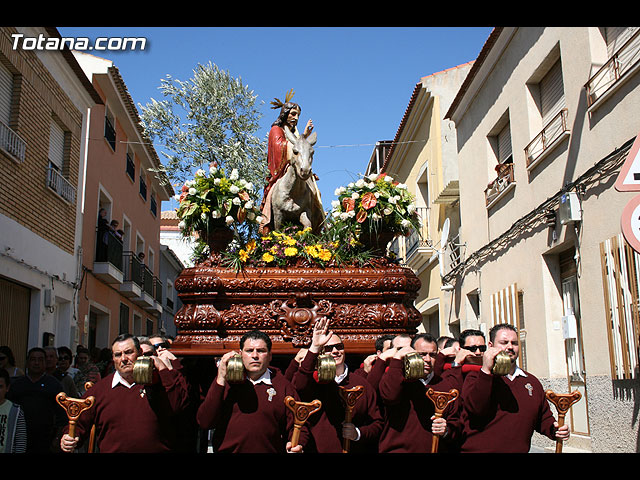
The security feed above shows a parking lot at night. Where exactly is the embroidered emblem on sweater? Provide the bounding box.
[525,383,533,396]
[139,387,146,398]
[267,387,276,402]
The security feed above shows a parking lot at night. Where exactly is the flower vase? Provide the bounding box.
[360,229,397,256]
[202,225,234,264]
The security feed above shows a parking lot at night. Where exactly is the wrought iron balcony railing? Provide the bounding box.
[525,108,569,168]
[0,120,26,163]
[47,165,76,204]
[485,162,515,207]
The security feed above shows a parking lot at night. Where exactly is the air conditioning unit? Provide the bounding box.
[559,192,581,225]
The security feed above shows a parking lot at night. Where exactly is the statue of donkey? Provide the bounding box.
[270,127,325,234]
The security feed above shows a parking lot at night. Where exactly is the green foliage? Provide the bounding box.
[139,61,267,189]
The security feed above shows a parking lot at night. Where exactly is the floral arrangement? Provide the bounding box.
[328,172,420,238]
[223,226,340,269]
[176,164,263,238]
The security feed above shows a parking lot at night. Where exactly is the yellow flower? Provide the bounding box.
[246,239,257,253]
[284,247,298,257]
[318,249,332,261]
[239,249,249,262]
[304,245,319,257]
[282,236,296,246]
[262,252,274,263]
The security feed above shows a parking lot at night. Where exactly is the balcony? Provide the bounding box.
[389,206,435,272]
[586,29,640,110]
[132,264,155,309]
[94,229,123,284]
[485,162,515,209]
[0,120,26,163]
[148,276,163,316]
[47,166,76,204]
[120,251,143,298]
[525,108,570,171]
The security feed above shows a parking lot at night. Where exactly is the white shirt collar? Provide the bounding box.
[249,368,272,385]
[420,372,435,386]
[506,366,527,381]
[112,370,136,389]
[335,365,349,384]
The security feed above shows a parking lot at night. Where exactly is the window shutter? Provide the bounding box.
[0,62,12,126]
[497,123,512,164]
[540,60,565,124]
[49,121,65,170]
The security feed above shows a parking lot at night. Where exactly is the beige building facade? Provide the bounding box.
[368,63,472,338]
[446,27,640,452]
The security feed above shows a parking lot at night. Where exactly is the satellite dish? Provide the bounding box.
[439,218,450,278]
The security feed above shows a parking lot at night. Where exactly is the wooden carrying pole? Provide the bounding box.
[84,382,96,453]
[284,396,322,448]
[338,385,364,453]
[425,388,459,453]
[55,392,95,442]
[545,389,582,453]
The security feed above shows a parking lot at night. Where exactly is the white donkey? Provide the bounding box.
[270,127,324,234]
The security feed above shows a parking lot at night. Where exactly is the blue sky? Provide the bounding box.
[57,26,493,211]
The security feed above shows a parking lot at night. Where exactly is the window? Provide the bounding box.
[139,173,147,201]
[150,192,157,217]
[166,281,175,311]
[486,116,515,207]
[0,61,25,163]
[126,146,135,181]
[104,105,116,150]
[47,118,76,204]
[119,303,130,334]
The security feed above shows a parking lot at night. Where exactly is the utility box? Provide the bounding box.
[559,191,581,225]
[562,314,578,339]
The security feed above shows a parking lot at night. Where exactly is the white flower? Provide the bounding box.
[366,182,375,189]
[374,192,380,198]
[185,180,195,187]
[332,210,341,218]
[372,213,381,221]
[225,216,234,225]
[230,169,239,181]
[212,210,221,219]
[214,178,221,185]
[383,208,392,216]
[256,216,263,224]
[173,194,181,202]
[230,185,239,194]
[239,179,247,187]
[201,212,207,220]
[232,197,241,205]
[384,175,393,182]
[209,166,218,175]
[334,186,346,196]
[189,187,197,195]
[340,212,349,221]
[247,212,255,221]
[351,192,359,199]
[401,219,411,228]
[388,196,397,204]
[178,221,186,229]
[245,182,254,191]
[331,200,340,209]
[407,204,416,214]
[244,201,254,209]
[394,195,401,201]
[367,173,378,181]
[397,183,407,190]
[355,179,365,188]
[347,210,355,218]
[348,182,355,188]
[195,168,205,177]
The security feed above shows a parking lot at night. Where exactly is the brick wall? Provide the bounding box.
[0,27,83,255]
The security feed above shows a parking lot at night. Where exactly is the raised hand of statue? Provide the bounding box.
[310,317,333,353]
[303,119,314,137]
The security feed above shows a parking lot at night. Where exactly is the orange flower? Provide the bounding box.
[356,209,368,223]
[360,192,377,210]
[342,197,355,212]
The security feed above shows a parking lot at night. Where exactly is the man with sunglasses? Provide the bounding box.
[457,323,570,453]
[291,318,383,453]
[377,333,463,453]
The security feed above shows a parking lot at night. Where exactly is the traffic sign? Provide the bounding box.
[620,194,640,252]
[615,133,640,192]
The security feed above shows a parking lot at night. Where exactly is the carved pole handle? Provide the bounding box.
[284,396,322,448]
[338,385,365,453]
[545,389,582,453]
[425,388,459,454]
[56,392,95,439]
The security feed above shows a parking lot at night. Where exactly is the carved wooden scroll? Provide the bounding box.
[56,392,95,439]
[284,396,322,448]
[426,388,459,453]
[545,389,582,453]
[338,385,365,453]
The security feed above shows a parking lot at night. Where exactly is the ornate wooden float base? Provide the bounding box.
[171,258,422,356]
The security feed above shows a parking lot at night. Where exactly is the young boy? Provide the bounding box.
[0,368,27,453]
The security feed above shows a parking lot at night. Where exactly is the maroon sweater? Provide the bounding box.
[197,368,305,453]
[291,350,383,453]
[377,358,462,453]
[459,369,557,453]
[67,369,190,453]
